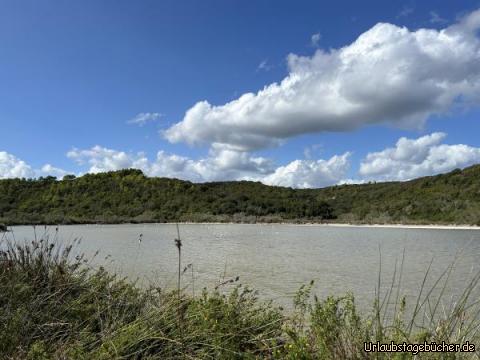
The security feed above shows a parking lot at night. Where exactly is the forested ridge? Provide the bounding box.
[1,164,480,225]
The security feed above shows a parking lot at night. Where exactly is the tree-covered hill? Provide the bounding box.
[1,165,480,225]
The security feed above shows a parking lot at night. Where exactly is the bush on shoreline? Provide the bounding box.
[0,237,479,359]
[2,165,480,226]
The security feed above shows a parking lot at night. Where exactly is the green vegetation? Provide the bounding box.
[1,165,480,225]
[1,236,479,359]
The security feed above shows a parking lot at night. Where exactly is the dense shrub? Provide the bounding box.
[2,165,480,226]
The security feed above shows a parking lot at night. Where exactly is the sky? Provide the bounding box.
[1,0,480,188]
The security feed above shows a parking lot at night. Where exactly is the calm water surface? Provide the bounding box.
[5,224,480,310]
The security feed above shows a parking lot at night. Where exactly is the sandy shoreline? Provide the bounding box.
[306,223,480,230]
[8,222,480,230]
[155,222,480,230]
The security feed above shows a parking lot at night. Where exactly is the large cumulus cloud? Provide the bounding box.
[164,10,480,151]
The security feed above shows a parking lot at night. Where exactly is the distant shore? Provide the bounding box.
[304,223,480,230]
[8,221,480,230]
[161,222,480,230]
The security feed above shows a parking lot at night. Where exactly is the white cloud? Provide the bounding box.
[38,164,69,178]
[64,145,350,188]
[257,59,272,72]
[0,152,69,179]
[303,144,323,159]
[397,6,414,18]
[67,146,148,173]
[127,112,162,126]
[262,153,351,189]
[359,133,480,181]
[310,32,321,47]
[164,10,480,152]
[0,151,34,179]
[66,145,274,182]
[430,11,448,24]
[146,148,275,182]
[338,178,367,185]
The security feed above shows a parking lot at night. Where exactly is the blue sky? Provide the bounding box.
[1,0,480,187]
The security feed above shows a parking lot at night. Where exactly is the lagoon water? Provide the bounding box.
[5,224,480,310]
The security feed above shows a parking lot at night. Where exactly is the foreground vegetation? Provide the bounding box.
[1,235,479,359]
[2,165,480,226]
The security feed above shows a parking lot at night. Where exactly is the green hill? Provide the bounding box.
[1,165,480,225]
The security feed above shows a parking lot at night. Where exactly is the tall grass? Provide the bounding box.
[0,231,479,359]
